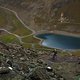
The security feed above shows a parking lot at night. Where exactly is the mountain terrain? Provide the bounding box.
[0,0,80,34]
[0,1,80,80]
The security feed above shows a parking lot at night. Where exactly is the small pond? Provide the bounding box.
[36,33,80,50]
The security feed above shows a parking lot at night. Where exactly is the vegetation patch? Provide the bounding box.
[0,34,19,43]
[0,7,32,36]
[22,35,39,43]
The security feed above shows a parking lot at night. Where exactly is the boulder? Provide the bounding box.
[0,67,10,74]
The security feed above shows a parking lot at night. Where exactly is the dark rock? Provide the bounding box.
[37,59,44,64]
[29,63,36,68]
[6,59,12,67]
[78,61,80,64]
[18,62,29,73]
[0,67,10,74]
[49,72,55,77]
[52,50,58,60]
[29,67,51,80]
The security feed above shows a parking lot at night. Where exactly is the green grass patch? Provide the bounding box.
[22,35,39,43]
[0,34,19,43]
[22,42,51,49]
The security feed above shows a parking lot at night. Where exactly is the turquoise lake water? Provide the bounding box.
[36,33,80,50]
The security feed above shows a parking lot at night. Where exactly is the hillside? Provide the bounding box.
[0,7,40,47]
[0,0,80,34]
[0,42,80,80]
[0,1,80,80]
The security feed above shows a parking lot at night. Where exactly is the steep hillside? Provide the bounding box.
[0,0,80,34]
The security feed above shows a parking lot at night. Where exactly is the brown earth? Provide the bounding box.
[0,0,80,34]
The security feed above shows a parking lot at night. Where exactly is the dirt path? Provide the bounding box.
[0,29,23,43]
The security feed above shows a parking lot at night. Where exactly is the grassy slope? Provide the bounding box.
[0,7,32,36]
[0,1,80,54]
[0,33,19,43]
[0,7,42,48]
[22,35,39,43]
[0,1,54,49]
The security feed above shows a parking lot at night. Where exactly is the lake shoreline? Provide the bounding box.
[36,30,80,38]
[35,30,80,50]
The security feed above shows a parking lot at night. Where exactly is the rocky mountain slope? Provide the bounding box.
[0,42,80,80]
[0,0,80,34]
